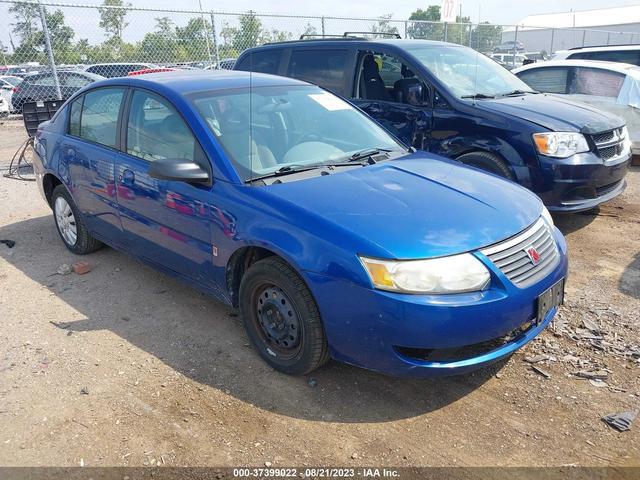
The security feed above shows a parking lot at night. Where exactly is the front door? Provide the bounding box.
[114,88,217,288]
[350,49,432,150]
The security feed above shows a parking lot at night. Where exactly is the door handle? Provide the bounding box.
[121,169,135,185]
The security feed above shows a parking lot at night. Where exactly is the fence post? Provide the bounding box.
[512,25,518,68]
[321,16,325,36]
[606,32,610,45]
[404,21,407,39]
[550,28,555,55]
[210,12,219,66]
[444,22,448,42]
[582,29,586,47]
[38,1,61,101]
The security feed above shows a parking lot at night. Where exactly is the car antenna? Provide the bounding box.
[472,48,480,105]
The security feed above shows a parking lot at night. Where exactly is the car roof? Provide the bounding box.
[89,69,310,95]
[513,59,640,77]
[564,45,640,53]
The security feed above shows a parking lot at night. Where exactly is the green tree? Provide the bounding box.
[447,15,471,46]
[301,22,318,38]
[220,11,262,54]
[370,14,399,37]
[99,0,131,42]
[472,22,503,52]
[9,2,40,44]
[176,17,212,60]
[139,17,180,63]
[407,6,443,40]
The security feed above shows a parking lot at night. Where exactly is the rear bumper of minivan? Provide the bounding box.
[537,152,631,212]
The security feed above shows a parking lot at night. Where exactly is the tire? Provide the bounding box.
[456,151,515,180]
[239,256,330,375]
[52,184,103,254]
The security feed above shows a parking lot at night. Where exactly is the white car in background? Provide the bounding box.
[0,75,23,113]
[490,53,528,70]
[551,45,640,66]
[514,60,640,160]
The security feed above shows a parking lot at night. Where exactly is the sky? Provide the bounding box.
[2,0,640,54]
[135,0,640,25]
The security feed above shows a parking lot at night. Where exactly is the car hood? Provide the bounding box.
[261,153,543,259]
[475,93,625,133]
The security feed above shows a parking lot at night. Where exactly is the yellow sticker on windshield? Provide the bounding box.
[308,93,350,111]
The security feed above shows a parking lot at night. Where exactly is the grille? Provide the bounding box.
[590,127,626,161]
[481,218,559,289]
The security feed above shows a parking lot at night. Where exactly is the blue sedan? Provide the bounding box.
[32,71,568,377]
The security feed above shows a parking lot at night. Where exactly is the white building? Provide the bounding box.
[502,6,640,54]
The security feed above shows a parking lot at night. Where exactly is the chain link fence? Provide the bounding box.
[1,0,639,119]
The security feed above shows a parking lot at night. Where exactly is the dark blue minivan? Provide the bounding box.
[235,38,632,212]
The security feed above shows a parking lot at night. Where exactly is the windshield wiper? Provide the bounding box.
[344,148,393,164]
[245,164,323,183]
[461,93,495,99]
[501,89,538,96]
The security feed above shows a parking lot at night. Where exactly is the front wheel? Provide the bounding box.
[52,185,102,254]
[239,256,329,375]
[456,151,515,180]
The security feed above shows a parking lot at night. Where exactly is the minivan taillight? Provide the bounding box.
[12,86,20,93]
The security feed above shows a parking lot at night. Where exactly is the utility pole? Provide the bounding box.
[38,0,61,100]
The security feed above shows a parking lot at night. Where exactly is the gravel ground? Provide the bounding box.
[0,118,638,467]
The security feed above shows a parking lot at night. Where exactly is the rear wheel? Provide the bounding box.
[52,185,102,254]
[456,151,515,180]
[239,256,329,375]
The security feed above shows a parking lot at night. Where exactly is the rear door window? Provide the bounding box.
[235,50,282,74]
[570,67,625,97]
[77,88,125,148]
[517,67,570,94]
[287,49,347,95]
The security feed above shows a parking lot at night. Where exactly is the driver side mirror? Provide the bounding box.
[1,85,12,90]
[148,158,211,185]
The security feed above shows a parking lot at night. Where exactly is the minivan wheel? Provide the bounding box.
[456,151,515,180]
[52,185,102,254]
[239,256,330,375]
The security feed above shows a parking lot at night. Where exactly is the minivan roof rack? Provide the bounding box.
[568,43,640,50]
[299,34,350,40]
[343,31,402,39]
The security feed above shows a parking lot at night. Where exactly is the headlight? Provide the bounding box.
[359,253,490,294]
[533,132,589,158]
[620,126,632,156]
[541,206,554,227]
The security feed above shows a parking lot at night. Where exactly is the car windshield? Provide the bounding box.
[405,45,534,98]
[1,76,23,86]
[192,85,404,181]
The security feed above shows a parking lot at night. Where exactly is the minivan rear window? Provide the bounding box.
[287,49,347,96]
[235,50,281,74]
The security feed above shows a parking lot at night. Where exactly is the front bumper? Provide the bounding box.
[536,151,630,212]
[305,228,568,378]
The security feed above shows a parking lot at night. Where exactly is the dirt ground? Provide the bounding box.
[0,118,638,468]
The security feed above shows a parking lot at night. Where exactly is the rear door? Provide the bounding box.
[61,87,126,243]
[350,49,432,150]
[114,88,216,285]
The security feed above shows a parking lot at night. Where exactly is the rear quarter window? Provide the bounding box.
[236,50,282,74]
[287,49,347,96]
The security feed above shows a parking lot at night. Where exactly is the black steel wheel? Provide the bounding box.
[239,256,329,375]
